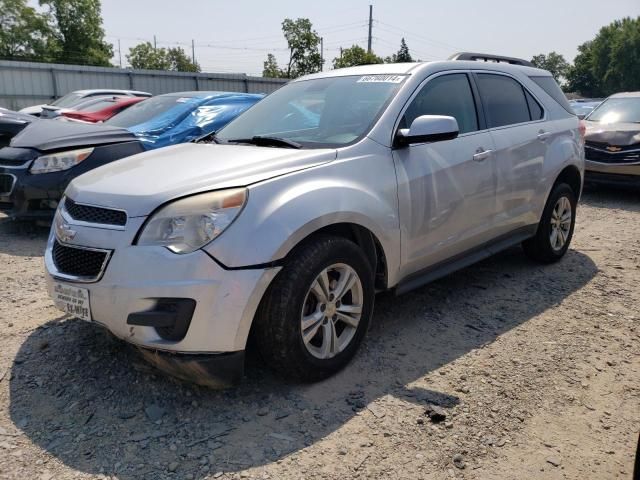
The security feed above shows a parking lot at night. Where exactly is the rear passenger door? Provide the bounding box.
[474,72,546,232]
[393,72,497,277]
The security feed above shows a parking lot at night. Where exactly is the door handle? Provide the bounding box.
[473,148,493,162]
[537,131,552,141]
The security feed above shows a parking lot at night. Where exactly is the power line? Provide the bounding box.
[374,20,465,52]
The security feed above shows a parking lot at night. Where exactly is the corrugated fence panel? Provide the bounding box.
[0,60,287,110]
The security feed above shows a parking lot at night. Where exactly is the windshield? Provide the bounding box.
[587,97,640,124]
[216,75,406,148]
[105,95,202,128]
[51,93,84,108]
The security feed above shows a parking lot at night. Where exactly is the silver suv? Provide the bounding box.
[44,53,584,386]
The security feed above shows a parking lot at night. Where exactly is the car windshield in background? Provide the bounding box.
[216,75,406,148]
[50,93,84,108]
[587,97,640,123]
[105,95,200,128]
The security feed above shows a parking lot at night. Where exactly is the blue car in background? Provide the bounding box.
[0,91,263,222]
[105,91,264,149]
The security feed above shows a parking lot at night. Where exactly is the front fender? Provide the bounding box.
[204,144,401,285]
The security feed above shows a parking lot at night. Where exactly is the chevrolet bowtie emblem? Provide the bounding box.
[57,223,77,242]
[606,146,622,152]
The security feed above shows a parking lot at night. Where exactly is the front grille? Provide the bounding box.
[52,240,110,280]
[64,197,127,226]
[585,142,640,164]
[0,174,15,195]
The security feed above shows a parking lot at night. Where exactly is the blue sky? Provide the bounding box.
[95,0,640,75]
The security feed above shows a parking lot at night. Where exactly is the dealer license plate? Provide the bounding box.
[53,282,92,321]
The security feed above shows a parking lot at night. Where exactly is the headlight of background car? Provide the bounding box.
[30,148,94,174]
[137,189,247,254]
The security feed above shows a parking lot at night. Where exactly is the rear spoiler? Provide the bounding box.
[449,52,534,67]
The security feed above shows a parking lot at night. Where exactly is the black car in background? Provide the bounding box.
[0,108,34,148]
[0,120,142,221]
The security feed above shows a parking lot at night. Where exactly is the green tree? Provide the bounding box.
[166,46,200,72]
[0,0,54,61]
[127,42,200,72]
[39,0,112,66]
[566,17,640,96]
[262,53,283,78]
[590,17,640,94]
[333,45,383,69]
[263,18,322,79]
[395,38,413,62]
[564,42,602,96]
[531,51,569,83]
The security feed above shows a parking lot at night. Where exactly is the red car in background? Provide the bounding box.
[61,96,147,123]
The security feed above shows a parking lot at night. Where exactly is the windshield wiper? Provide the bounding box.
[225,135,302,149]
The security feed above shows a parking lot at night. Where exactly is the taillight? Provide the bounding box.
[578,120,586,140]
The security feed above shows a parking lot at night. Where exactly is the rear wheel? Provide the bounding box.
[523,183,577,263]
[253,235,375,381]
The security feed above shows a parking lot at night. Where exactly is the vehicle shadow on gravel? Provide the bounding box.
[9,247,597,479]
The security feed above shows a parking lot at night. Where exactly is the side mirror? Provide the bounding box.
[394,115,459,148]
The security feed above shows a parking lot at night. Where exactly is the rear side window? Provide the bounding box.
[476,74,530,128]
[525,91,544,120]
[529,76,574,114]
[402,73,479,134]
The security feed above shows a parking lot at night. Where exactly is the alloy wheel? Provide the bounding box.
[300,263,364,359]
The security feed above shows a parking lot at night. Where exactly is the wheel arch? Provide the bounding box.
[286,222,389,291]
[553,164,583,198]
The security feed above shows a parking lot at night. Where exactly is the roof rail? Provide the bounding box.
[449,52,534,67]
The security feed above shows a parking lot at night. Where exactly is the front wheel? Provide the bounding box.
[523,183,577,263]
[253,235,375,382]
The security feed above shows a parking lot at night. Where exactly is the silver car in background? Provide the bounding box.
[44,54,584,387]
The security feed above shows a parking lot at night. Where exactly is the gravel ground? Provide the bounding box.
[0,186,638,480]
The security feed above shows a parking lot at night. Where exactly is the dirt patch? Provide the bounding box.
[0,186,638,480]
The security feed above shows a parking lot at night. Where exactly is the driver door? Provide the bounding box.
[392,72,498,278]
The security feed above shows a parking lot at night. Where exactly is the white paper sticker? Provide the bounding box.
[357,74,406,83]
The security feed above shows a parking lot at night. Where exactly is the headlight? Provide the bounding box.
[137,189,247,254]
[30,148,94,174]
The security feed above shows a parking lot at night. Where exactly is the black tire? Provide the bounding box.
[522,183,577,263]
[253,235,375,382]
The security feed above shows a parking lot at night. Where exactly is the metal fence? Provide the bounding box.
[0,60,287,110]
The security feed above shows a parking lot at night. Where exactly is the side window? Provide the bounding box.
[401,73,478,134]
[525,90,544,120]
[476,74,531,128]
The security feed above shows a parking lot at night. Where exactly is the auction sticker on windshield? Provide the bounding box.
[53,282,91,321]
[357,74,406,83]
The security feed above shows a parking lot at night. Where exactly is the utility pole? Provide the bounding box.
[320,37,324,71]
[367,5,373,54]
[192,39,196,64]
[153,35,157,50]
[118,39,122,68]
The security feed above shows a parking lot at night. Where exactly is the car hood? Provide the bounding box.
[584,121,640,146]
[0,109,35,125]
[10,119,136,151]
[66,143,337,217]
